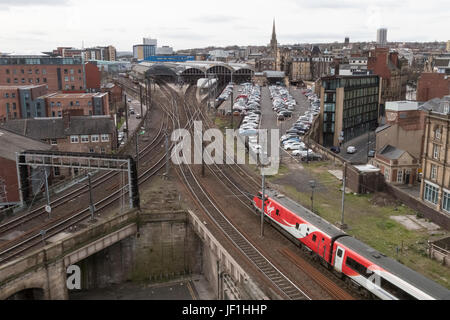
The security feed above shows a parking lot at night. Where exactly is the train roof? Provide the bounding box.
[337,236,450,299]
[265,189,346,239]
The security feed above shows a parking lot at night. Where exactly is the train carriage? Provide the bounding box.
[333,236,450,300]
[253,190,346,265]
[253,189,450,300]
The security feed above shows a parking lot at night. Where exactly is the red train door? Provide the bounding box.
[318,237,327,260]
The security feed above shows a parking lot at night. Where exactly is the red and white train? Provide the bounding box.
[253,190,450,300]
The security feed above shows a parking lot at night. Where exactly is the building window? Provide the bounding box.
[65,76,69,82]
[384,168,391,182]
[54,167,60,176]
[424,182,439,205]
[91,135,99,143]
[101,147,106,154]
[50,139,57,145]
[70,135,79,143]
[431,165,438,181]
[81,135,89,143]
[42,69,46,75]
[433,144,440,160]
[89,148,94,153]
[101,134,109,142]
[443,191,450,213]
[397,170,403,183]
[435,127,441,140]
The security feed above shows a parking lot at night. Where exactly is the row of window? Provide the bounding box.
[5,68,47,75]
[344,103,378,117]
[3,92,16,98]
[5,77,47,84]
[344,87,379,99]
[344,95,378,108]
[70,134,110,143]
[424,182,450,213]
[4,68,82,74]
[50,101,91,107]
[345,256,416,299]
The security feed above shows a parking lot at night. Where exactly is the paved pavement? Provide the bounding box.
[340,130,376,164]
[119,96,148,145]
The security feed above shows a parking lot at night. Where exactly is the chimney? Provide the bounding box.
[63,109,71,129]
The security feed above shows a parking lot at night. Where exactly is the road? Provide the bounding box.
[119,96,148,145]
[340,130,376,164]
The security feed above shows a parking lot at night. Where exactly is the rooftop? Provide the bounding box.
[386,101,422,112]
[0,128,52,161]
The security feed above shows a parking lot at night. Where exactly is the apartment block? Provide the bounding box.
[0,54,85,92]
[319,75,381,147]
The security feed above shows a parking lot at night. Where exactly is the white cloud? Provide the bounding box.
[0,0,447,52]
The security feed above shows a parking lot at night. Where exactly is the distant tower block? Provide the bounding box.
[345,37,350,45]
[377,28,388,46]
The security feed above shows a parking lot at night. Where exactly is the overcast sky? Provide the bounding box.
[0,0,448,53]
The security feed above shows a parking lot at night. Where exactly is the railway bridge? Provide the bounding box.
[0,208,267,300]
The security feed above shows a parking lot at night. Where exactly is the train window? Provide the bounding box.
[346,257,370,277]
[295,223,299,230]
[276,209,279,216]
[337,249,343,258]
[312,235,317,242]
[380,277,417,300]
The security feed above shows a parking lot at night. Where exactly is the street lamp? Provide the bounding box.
[309,180,316,213]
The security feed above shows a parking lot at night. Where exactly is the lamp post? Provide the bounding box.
[309,180,316,213]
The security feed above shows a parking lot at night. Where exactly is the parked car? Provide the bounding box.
[347,146,357,154]
[368,150,376,157]
[301,153,323,161]
[330,146,341,154]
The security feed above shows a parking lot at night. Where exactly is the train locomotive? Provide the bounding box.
[253,190,450,300]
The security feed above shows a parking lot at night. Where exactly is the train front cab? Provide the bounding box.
[331,238,439,300]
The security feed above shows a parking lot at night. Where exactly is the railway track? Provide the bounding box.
[0,83,178,263]
[161,84,311,300]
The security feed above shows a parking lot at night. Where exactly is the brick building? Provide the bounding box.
[375,101,426,161]
[0,85,48,121]
[416,72,450,102]
[419,96,450,215]
[84,62,101,92]
[371,145,419,186]
[367,47,407,112]
[101,82,123,113]
[0,54,85,92]
[1,111,116,178]
[289,57,312,82]
[43,92,110,117]
[0,128,52,206]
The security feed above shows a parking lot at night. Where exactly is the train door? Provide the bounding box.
[318,237,327,260]
[334,246,345,273]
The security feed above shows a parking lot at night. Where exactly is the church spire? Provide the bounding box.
[271,18,277,45]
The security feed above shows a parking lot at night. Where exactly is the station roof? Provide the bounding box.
[132,60,254,78]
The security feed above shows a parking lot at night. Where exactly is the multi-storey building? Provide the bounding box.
[289,57,312,82]
[417,72,450,101]
[419,96,450,215]
[319,75,381,147]
[84,46,117,62]
[133,44,156,60]
[377,28,388,46]
[0,54,85,92]
[367,47,407,113]
[43,92,109,117]
[0,84,48,121]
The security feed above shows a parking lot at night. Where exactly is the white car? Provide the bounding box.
[347,146,357,154]
[284,142,303,151]
[292,149,313,157]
